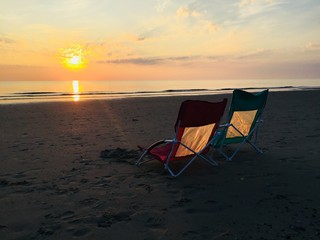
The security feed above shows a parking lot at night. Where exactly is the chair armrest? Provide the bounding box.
[139,139,173,152]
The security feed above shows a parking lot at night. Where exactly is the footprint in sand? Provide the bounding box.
[71,227,91,237]
[146,216,166,229]
[172,197,191,207]
[137,183,153,193]
[40,211,93,237]
[45,210,75,220]
[37,222,62,236]
[97,211,133,228]
[79,198,104,208]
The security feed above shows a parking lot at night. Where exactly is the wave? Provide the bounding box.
[10,85,299,96]
[1,85,319,103]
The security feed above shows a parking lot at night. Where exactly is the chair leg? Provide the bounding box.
[166,155,197,177]
[166,153,218,178]
[218,146,232,161]
[247,140,263,154]
[136,150,148,166]
[219,139,264,161]
[200,154,219,166]
[228,140,248,161]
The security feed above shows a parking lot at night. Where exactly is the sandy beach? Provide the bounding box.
[0,90,320,240]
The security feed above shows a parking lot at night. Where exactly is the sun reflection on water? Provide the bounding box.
[72,80,80,102]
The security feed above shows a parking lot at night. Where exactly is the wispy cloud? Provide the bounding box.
[98,57,162,65]
[235,48,272,59]
[97,51,274,66]
[136,26,165,41]
[97,56,201,65]
[202,20,220,32]
[0,36,17,50]
[122,34,146,42]
[176,7,202,18]
[96,44,317,67]
[305,42,320,51]
[174,4,220,34]
[0,37,16,45]
[239,0,257,7]
[156,0,172,12]
[237,0,286,19]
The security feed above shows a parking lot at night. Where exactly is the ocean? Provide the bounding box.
[0,79,319,104]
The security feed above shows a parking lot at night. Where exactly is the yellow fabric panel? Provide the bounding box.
[175,123,215,157]
[226,110,257,138]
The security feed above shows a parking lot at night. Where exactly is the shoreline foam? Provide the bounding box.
[1,85,320,105]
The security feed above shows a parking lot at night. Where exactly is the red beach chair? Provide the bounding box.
[136,99,227,177]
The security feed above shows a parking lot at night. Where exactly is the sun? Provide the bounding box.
[69,56,81,65]
[59,44,89,70]
[67,55,85,69]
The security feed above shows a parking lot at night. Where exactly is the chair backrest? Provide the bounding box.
[171,99,227,158]
[223,89,269,144]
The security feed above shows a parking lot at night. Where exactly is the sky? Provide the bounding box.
[0,0,320,81]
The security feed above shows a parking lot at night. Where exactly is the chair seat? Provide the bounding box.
[150,143,198,163]
[149,143,172,162]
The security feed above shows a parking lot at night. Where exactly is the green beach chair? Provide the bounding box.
[213,89,269,161]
